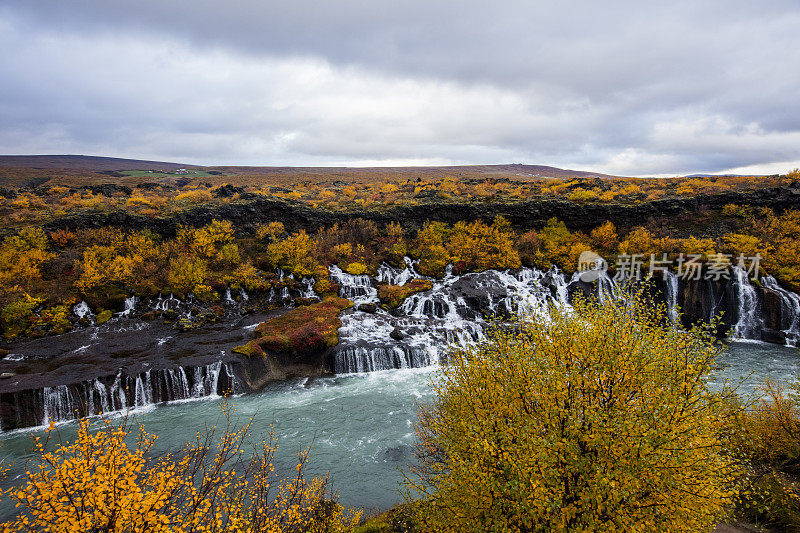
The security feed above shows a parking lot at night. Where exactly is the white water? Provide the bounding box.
[761,276,800,346]
[120,296,137,316]
[731,266,762,339]
[333,263,572,373]
[22,362,237,428]
[300,277,317,298]
[663,270,679,324]
[72,300,93,320]
[329,265,377,305]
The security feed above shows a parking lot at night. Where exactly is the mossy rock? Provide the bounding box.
[232,340,264,358]
[377,279,433,308]
[240,296,353,357]
[96,309,113,325]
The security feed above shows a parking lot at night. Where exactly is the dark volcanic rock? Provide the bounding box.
[390,327,404,341]
[212,184,245,198]
[38,187,800,238]
[358,303,377,313]
[760,288,785,331]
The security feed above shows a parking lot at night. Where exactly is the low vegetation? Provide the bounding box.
[1,165,797,226]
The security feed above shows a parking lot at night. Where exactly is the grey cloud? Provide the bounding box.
[0,1,799,174]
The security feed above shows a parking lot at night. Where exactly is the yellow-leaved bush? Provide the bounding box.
[405,291,738,532]
[0,404,360,532]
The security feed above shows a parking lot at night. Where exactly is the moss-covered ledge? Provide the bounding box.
[233,296,353,358]
[377,279,433,308]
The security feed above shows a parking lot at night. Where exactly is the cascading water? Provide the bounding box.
[120,296,137,316]
[42,385,76,425]
[332,264,574,373]
[1,362,239,430]
[376,257,421,286]
[134,370,153,408]
[663,270,679,324]
[329,265,378,304]
[761,276,800,346]
[300,277,317,298]
[73,300,93,320]
[731,266,762,339]
[154,293,181,311]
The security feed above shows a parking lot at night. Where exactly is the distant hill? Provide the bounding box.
[0,155,203,171]
[207,163,626,180]
[0,155,627,179]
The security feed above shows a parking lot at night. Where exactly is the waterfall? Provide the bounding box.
[761,276,800,346]
[224,288,235,304]
[120,296,137,316]
[376,257,421,286]
[596,271,617,304]
[13,362,234,429]
[42,386,76,425]
[154,293,180,311]
[335,346,431,373]
[110,371,127,412]
[73,300,93,319]
[300,277,317,298]
[134,370,153,408]
[329,265,378,304]
[204,361,223,397]
[87,379,111,416]
[333,266,572,373]
[663,270,679,324]
[730,266,762,339]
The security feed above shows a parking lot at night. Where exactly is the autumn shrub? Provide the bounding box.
[728,379,800,530]
[405,291,738,532]
[173,188,213,205]
[732,380,800,467]
[1,292,43,337]
[346,262,369,275]
[747,208,800,287]
[567,188,599,202]
[413,217,520,276]
[0,228,52,294]
[0,406,360,532]
[168,256,208,293]
[266,230,319,277]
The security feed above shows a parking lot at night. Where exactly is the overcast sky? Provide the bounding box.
[1,1,799,176]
